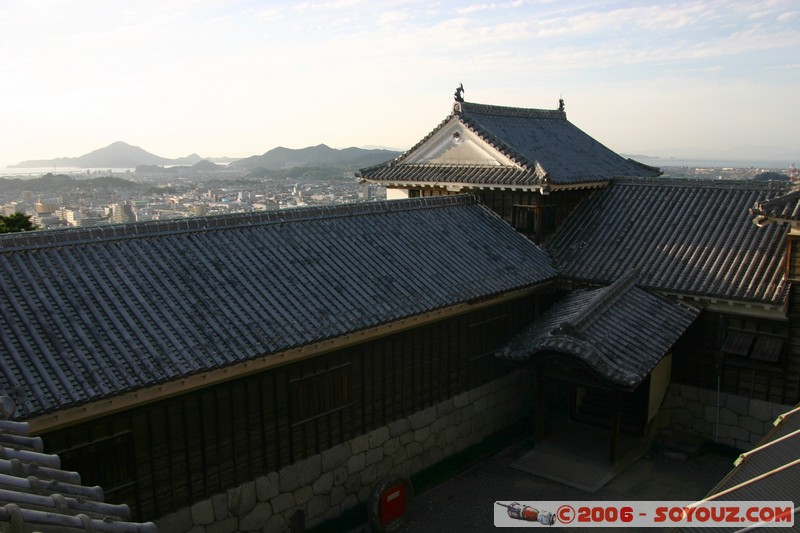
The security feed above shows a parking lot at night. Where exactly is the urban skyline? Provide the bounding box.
[1,0,799,167]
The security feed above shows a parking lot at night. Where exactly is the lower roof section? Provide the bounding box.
[497,271,700,389]
[0,195,556,419]
[0,397,158,532]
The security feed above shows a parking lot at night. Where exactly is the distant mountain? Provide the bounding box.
[10,141,202,169]
[231,144,401,172]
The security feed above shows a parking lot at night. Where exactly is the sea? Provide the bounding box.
[0,167,136,179]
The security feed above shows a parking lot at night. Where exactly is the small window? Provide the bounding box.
[721,331,754,356]
[751,336,784,363]
[290,364,351,425]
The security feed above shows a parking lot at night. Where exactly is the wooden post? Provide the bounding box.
[535,372,546,443]
[608,391,620,465]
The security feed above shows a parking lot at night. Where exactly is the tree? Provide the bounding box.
[0,212,38,233]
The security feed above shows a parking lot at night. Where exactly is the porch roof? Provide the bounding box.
[496,272,699,389]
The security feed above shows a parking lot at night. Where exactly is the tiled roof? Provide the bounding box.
[496,271,699,389]
[548,178,790,305]
[0,196,556,419]
[0,397,157,532]
[358,101,660,187]
[677,404,800,532]
[750,188,800,224]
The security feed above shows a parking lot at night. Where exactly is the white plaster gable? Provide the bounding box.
[402,119,521,167]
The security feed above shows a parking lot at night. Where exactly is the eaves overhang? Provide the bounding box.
[26,281,554,435]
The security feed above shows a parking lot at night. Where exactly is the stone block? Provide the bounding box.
[389,418,410,437]
[686,401,704,419]
[729,426,750,442]
[256,472,280,502]
[438,398,454,416]
[715,424,730,439]
[270,492,296,514]
[263,514,288,533]
[414,427,431,444]
[322,443,351,471]
[748,399,773,421]
[295,485,314,506]
[358,484,372,502]
[366,447,383,467]
[431,415,447,435]
[453,391,470,409]
[383,436,400,457]
[239,502,272,532]
[307,495,329,523]
[368,426,390,449]
[697,387,716,406]
[409,406,437,429]
[717,436,735,448]
[458,420,472,438]
[333,466,348,486]
[406,442,423,458]
[191,500,215,525]
[342,494,359,512]
[345,471,362,494]
[703,405,717,424]
[377,456,394,478]
[718,407,738,426]
[351,434,370,455]
[360,464,377,486]
[726,393,749,416]
[279,464,301,493]
[691,418,712,437]
[296,455,322,487]
[347,452,365,474]
[212,492,228,520]
[156,507,192,533]
[444,425,459,446]
[740,416,766,437]
[330,485,346,507]
[399,430,414,446]
[681,384,698,401]
[313,470,334,495]
[228,481,257,517]
[207,517,238,533]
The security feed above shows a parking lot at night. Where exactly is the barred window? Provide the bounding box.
[290,364,351,425]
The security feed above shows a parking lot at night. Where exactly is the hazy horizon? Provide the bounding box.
[1,1,798,168]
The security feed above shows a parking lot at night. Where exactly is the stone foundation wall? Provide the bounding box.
[663,383,793,450]
[156,369,532,533]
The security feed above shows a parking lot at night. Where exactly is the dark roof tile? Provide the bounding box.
[359,101,660,187]
[0,196,556,418]
[548,179,790,305]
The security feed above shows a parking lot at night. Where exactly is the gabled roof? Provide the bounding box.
[548,178,790,305]
[677,404,800,532]
[358,101,660,189]
[0,196,556,419]
[496,272,699,389]
[0,397,157,532]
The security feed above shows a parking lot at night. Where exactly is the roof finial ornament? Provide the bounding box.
[558,97,565,112]
[454,83,465,103]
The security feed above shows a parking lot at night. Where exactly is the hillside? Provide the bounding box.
[0,173,139,194]
[231,144,401,171]
[11,141,202,169]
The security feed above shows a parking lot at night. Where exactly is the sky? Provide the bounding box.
[1,0,799,167]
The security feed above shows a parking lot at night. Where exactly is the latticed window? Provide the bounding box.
[290,363,351,425]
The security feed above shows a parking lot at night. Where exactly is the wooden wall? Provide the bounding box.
[43,296,538,521]
[672,310,798,404]
[411,188,595,244]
